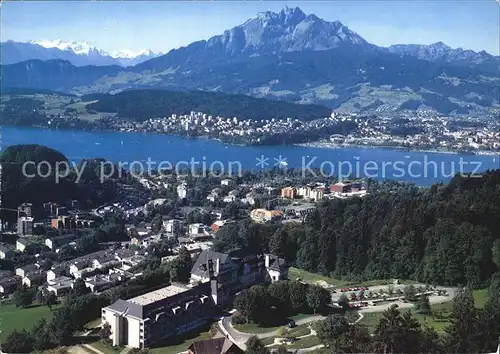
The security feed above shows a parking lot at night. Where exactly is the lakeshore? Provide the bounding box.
[296,141,500,156]
[2,126,499,186]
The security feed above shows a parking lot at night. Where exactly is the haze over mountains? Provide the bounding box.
[1,39,162,66]
[2,7,499,115]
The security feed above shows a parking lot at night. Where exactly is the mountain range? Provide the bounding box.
[2,7,499,115]
[1,40,162,66]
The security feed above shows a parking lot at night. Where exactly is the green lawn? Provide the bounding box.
[288,335,321,349]
[233,312,317,335]
[288,324,312,337]
[87,340,124,354]
[234,322,281,334]
[288,267,413,288]
[0,303,61,340]
[473,288,489,308]
[269,335,321,350]
[258,324,312,345]
[148,326,213,354]
[360,289,489,333]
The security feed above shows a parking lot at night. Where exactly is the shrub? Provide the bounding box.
[232,314,247,325]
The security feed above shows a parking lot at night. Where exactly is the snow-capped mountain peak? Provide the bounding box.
[110,48,157,59]
[31,39,106,56]
[30,39,159,60]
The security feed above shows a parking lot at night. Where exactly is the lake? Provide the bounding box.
[1,126,498,186]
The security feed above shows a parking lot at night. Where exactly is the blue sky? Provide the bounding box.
[2,1,499,55]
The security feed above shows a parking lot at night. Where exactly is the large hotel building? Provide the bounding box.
[102,250,288,348]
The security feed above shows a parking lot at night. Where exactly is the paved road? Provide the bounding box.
[221,286,458,351]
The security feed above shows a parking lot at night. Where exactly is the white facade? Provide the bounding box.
[177,185,187,199]
[164,219,181,234]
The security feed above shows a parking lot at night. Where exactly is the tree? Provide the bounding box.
[337,293,350,309]
[415,295,432,315]
[421,326,444,353]
[100,322,112,344]
[249,285,272,323]
[403,285,417,301]
[233,285,271,324]
[14,284,34,308]
[245,335,270,354]
[208,323,219,338]
[443,287,481,353]
[276,344,288,354]
[43,289,57,310]
[72,278,90,297]
[151,214,163,233]
[314,314,350,349]
[269,229,288,258]
[478,274,500,352]
[1,329,34,353]
[48,305,76,346]
[492,239,500,269]
[268,281,291,315]
[306,285,330,314]
[32,318,52,351]
[289,281,308,312]
[234,289,257,324]
[339,324,373,353]
[373,304,426,353]
[169,246,192,283]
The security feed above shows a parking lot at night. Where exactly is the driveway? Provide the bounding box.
[219,314,324,350]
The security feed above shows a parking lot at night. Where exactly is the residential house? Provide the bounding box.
[16,264,39,277]
[223,195,237,203]
[177,184,188,199]
[17,216,34,236]
[220,179,233,186]
[163,219,182,235]
[84,273,122,293]
[45,234,77,250]
[47,266,66,282]
[51,215,76,230]
[0,244,14,259]
[18,203,33,217]
[16,238,33,252]
[250,209,283,223]
[211,220,232,233]
[188,224,210,239]
[0,276,20,295]
[22,271,46,287]
[280,187,296,199]
[296,186,312,199]
[309,187,325,201]
[47,276,73,296]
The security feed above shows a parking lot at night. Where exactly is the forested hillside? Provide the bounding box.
[86,89,332,121]
[0,145,149,221]
[215,171,500,289]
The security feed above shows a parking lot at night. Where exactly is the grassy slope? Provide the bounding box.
[0,303,62,341]
[288,267,414,287]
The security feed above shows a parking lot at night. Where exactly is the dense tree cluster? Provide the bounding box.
[312,275,500,353]
[0,260,174,353]
[86,89,332,122]
[265,171,500,287]
[0,144,150,222]
[233,281,330,325]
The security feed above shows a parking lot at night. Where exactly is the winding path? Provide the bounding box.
[219,314,325,351]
